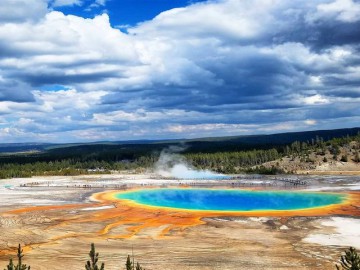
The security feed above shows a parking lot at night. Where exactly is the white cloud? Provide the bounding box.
[130,0,282,40]
[167,123,253,133]
[0,11,139,96]
[304,119,317,125]
[92,109,193,125]
[315,0,360,22]
[51,0,83,7]
[303,95,330,105]
[0,0,359,142]
[33,88,107,112]
[0,0,48,22]
[86,0,108,11]
[95,0,107,6]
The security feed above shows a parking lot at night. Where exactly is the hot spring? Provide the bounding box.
[114,188,347,212]
[157,164,231,179]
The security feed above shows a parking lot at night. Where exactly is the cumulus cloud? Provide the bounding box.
[0,11,138,93]
[313,0,360,22]
[0,0,48,23]
[0,0,359,142]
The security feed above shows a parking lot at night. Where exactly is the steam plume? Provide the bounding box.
[155,146,229,179]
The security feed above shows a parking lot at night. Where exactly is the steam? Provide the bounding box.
[154,146,229,179]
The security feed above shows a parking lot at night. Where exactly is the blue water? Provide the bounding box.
[115,188,346,211]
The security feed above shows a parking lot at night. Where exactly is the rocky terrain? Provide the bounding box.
[263,140,360,175]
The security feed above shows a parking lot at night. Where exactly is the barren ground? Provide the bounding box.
[0,174,359,270]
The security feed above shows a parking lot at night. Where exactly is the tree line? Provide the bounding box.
[0,132,359,179]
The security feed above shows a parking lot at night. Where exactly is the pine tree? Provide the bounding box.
[4,259,15,270]
[85,243,104,270]
[135,262,144,270]
[336,247,360,270]
[17,243,30,270]
[4,244,30,270]
[126,255,133,270]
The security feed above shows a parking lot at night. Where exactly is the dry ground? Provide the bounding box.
[0,175,359,270]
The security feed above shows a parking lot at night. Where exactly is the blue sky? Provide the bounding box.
[0,0,360,143]
[53,0,208,27]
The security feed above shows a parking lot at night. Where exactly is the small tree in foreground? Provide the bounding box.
[136,262,145,270]
[85,243,104,270]
[126,255,133,270]
[4,244,30,270]
[336,247,360,270]
[126,254,145,270]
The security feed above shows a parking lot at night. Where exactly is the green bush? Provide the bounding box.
[4,244,30,270]
[336,247,360,270]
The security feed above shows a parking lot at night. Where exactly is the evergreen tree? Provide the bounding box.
[4,244,30,270]
[85,243,104,270]
[4,259,15,270]
[135,262,144,270]
[126,255,133,270]
[336,247,360,270]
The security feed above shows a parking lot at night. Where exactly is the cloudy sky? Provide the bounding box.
[0,0,360,143]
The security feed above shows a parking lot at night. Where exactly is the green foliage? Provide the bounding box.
[4,244,30,270]
[245,165,285,175]
[336,247,360,270]
[85,243,104,270]
[4,259,15,270]
[136,262,144,270]
[126,255,133,270]
[0,130,359,178]
[125,255,145,270]
[185,149,281,174]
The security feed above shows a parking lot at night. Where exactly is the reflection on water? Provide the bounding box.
[116,189,346,211]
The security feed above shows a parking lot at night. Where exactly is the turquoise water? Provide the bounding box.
[115,188,346,211]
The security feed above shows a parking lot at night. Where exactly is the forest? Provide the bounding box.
[0,128,359,179]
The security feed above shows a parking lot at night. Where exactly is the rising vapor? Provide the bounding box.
[154,146,229,179]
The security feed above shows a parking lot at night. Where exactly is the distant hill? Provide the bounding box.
[0,127,359,155]
[209,127,360,145]
[0,143,54,154]
[0,127,359,178]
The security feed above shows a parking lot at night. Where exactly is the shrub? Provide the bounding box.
[85,243,104,270]
[4,244,30,270]
[336,247,360,270]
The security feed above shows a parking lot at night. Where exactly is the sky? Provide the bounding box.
[0,0,360,143]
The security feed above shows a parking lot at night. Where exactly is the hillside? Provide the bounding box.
[0,127,359,178]
[1,127,360,155]
[262,137,360,174]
